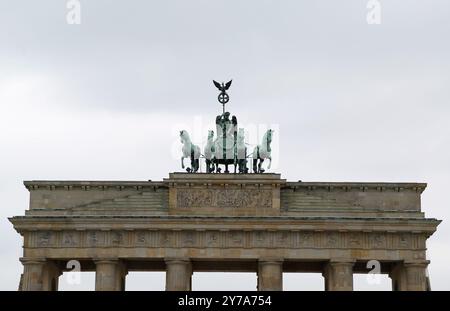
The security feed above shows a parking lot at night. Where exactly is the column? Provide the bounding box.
[323,259,355,291]
[95,259,127,291]
[390,260,429,291]
[389,262,407,291]
[20,258,61,291]
[165,258,192,291]
[257,259,283,291]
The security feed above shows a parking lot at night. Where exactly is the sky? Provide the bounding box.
[0,0,449,290]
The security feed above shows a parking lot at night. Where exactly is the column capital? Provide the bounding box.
[328,258,356,265]
[165,258,192,265]
[94,258,121,264]
[20,257,47,265]
[404,260,430,267]
[258,258,284,265]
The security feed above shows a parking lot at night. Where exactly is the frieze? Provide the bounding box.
[176,189,272,209]
[26,230,427,251]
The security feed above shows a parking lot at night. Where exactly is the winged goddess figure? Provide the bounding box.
[213,80,232,112]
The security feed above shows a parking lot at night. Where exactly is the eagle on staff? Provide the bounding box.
[213,80,232,111]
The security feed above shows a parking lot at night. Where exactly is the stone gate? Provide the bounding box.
[9,173,440,291]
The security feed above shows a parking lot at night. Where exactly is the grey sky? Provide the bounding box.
[0,0,449,290]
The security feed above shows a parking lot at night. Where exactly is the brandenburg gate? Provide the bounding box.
[10,173,440,291]
[9,81,440,291]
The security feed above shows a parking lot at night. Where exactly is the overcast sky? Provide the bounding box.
[0,0,449,290]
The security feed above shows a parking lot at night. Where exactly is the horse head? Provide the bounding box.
[264,129,273,151]
[207,130,214,141]
[180,130,190,144]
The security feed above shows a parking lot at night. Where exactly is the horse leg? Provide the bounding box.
[208,159,213,173]
[181,157,185,169]
[215,160,220,173]
[268,156,272,169]
[253,159,258,173]
[225,163,229,174]
[259,159,265,173]
[195,159,199,172]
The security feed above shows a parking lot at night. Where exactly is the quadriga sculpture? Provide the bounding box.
[179,130,200,173]
[252,129,273,173]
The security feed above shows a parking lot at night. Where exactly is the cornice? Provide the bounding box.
[23,179,427,193]
[284,182,427,193]
[9,215,441,235]
[23,180,167,191]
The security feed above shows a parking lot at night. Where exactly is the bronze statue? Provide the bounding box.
[213,80,232,113]
[178,80,273,174]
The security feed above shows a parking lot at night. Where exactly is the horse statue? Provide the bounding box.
[252,129,274,173]
[236,128,248,173]
[212,111,237,173]
[180,130,200,173]
[204,130,215,173]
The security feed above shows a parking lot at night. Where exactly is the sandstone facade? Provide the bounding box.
[9,173,440,291]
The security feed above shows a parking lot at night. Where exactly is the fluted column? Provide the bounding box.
[165,258,192,291]
[95,259,127,291]
[323,259,355,291]
[390,260,429,291]
[257,259,283,291]
[20,258,61,291]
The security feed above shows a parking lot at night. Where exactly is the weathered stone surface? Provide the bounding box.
[10,173,440,291]
[323,259,355,291]
[165,259,192,291]
[258,259,283,291]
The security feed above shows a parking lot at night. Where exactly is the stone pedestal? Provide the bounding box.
[257,259,283,291]
[95,259,127,291]
[165,259,192,291]
[390,260,429,291]
[165,173,284,216]
[323,259,354,291]
[20,258,61,291]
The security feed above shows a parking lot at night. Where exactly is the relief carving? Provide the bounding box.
[326,232,338,247]
[29,230,415,252]
[276,231,289,247]
[177,189,272,209]
[399,233,411,248]
[229,232,243,247]
[37,232,51,247]
[182,231,196,247]
[370,233,386,248]
[206,231,220,247]
[136,232,146,244]
[253,231,266,247]
[160,231,173,247]
[62,232,77,246]
[88,231,100,246]
[111,231,124,245]
[298,232,313,247]
[348,233,361,247]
